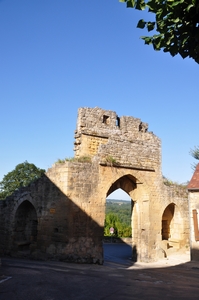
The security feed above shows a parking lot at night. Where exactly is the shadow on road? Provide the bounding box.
[103,243,133,268]
[1,252,199,300]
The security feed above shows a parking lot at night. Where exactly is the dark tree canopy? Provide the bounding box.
[0,161,45,200]
[120,0,199,63]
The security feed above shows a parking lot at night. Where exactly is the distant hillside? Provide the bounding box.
[106,199,131,204]
[105,199,131,225]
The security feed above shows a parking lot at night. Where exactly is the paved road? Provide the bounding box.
[0,244,199,299]
[103,243,133,267]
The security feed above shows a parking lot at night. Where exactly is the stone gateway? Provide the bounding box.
[0,107,189,263]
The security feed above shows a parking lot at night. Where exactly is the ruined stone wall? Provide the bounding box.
[152,182,189,259]
[0,107,190,263]
[188,191,199,260]
[0,170,103,264]
[187,165,199,260]
[161,184,189,244]
[73,107,189,261]
[74,107,161,172]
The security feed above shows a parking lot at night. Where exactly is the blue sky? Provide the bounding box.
[1,0,198,195]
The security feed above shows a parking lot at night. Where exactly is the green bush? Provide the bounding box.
[104,201,132,237]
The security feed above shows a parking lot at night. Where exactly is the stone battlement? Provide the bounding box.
[75,107,152,140]
[74,107,161,171]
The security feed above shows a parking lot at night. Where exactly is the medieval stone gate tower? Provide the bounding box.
[0,107,189,263]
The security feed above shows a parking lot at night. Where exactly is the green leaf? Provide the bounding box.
[187,4,194,12]
[169,44,179,56]
[179,49,189,59]
[173,17,180,23]
[137,19,146,29]
[127,0,135,8]
[135,0,146,10]
[147,0,160,12]
[147,21,155,31]
[141,36,152,45]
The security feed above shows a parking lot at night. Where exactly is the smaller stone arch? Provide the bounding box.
[161,203,184,253]
[13,200,38,253]
[162,203,175,240]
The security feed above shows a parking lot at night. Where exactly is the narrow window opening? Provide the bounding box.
[116,117,120,127]
[103,115,110,125]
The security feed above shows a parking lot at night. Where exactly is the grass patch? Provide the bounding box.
[104,155,120,166]
[163,176,188,188]
[56,156,92,164]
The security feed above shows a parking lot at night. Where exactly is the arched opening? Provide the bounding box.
[105,188,132,238]
[161,203,184,254]
[106,174,136,196]
[162,203,175,240]
[103,174,137,266]
[13,200,38,253]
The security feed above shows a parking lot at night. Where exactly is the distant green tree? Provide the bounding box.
[104,213,119,236]
[0,161,45,200]
[190,146,199,169]
[106,201,132,226]
[104,212,132,237]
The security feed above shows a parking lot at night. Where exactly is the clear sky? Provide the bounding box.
[1,0,198,191]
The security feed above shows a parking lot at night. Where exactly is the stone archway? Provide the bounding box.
[106,175,136,224]
[105,188,132,237]
[13,200,38,253]
[106,174,138,261]
[161,203,184,254]
[104,188,133,265]
[162,203,175,240]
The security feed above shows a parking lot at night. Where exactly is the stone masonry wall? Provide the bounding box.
[74,107,161,172]
[0,106,189,263]
[0,171,103,264]
[188,191,199,260]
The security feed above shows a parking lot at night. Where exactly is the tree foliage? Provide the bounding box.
[190,146,199,169]
[120,0,199,63]
[104,201,132,237]
[106,200,132,225]
[104,213,132,237]
[0,161,45,200]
